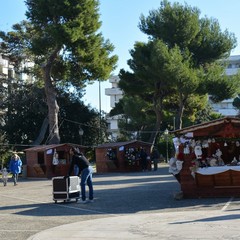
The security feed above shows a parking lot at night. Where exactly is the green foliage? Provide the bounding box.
[0,132,9,168]
[1,82,47,145]
[115,96,156,141]
[0,78,104,146]
[1,0,118,144]
[194,103,223,124]
[24,0,118,82]
[117,0,237,137]
[139,0,236,65]
[139,0,201,49]
[58,92,107,146]
[190,18,237,65]
[233,93,240,114]
[197,62,240,104]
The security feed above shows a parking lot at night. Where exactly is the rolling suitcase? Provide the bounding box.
[52,176,80,203]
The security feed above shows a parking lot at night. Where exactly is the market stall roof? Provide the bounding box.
[96,140,152,149]
[172,117,240,138]
[24,143,86,152]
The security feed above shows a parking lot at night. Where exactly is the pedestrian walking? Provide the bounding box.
[10,153,22,186]
[140,148,148,171]
[151,147,160,171]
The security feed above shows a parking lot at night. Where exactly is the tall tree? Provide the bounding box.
[119,0,237,142]
[119,40,175,143]
[0,0,117,144]
[139,0,236,65]
[138,0,237,130]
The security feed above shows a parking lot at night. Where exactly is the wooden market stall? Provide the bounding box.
[95,140,152,173]
[25,143,86,178]
[173,117,240,198]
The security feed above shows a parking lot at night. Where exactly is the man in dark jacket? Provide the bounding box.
[67,147,94,203]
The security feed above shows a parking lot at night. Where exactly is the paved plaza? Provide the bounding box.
[0,164,240,240]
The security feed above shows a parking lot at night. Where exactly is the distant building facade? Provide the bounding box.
[0,54,34,82]
[105,75,123,140]
[0,54,35,118]
[210,55,240,116]
[105,75,123,108]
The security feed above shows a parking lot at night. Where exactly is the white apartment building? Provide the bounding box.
[210,55,240,116]
[105,75,123,108]
[105,55,240,138]
[0,55,35,118]
[0,54,34,82]
[105,75,123,140]
[0,55,13,77]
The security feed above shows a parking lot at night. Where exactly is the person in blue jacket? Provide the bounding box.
[10,153,22,186]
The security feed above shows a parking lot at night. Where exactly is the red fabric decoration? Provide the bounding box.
[177,152,184,161]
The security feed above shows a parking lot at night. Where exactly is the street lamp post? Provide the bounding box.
[164,129,169,163]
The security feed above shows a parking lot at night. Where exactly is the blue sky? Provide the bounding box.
[1,0,240,112]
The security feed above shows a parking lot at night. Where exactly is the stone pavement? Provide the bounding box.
[1,164,240,240]
[27,210,240,240]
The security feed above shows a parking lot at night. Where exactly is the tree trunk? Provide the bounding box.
[148,96,163,145]
[175,97,185,130]
[42,48,61,144]
[43,66,60,144]
[32,117,49,145]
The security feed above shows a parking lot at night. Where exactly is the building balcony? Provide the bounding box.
[213,109,239,116]
[109,75,120,83]
[105,88,123,96]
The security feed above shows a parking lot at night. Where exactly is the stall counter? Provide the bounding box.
[195,165,240,189]
[196,165,240,175]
